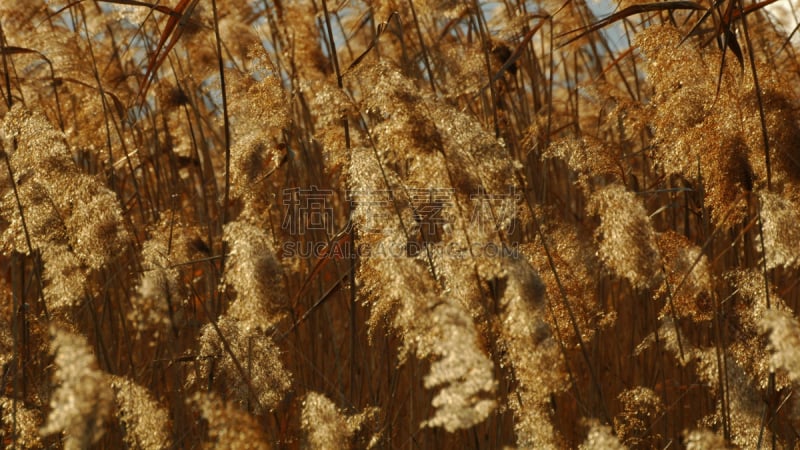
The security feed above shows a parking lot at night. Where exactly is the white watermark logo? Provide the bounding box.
[280,186,520,259]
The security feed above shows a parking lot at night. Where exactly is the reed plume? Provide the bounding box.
[683,428,731,449]
[1,396,42,449]
[190,314,290,414]
[588,183,661,290]
[191,392,271,450]
[1,106,128,310]
[40,328,112,450]
[301,392,379,449]
[760,308,800,383]
[108,376,173,450]
[580,421,626,450]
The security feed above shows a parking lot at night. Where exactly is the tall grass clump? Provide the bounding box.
[2,0,800,448]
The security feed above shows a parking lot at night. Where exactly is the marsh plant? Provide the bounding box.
[1,0,800,448]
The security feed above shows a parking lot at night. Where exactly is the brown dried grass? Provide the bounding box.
[1,0,800,448]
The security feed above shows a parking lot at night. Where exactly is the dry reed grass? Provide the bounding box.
[1,0,800,448]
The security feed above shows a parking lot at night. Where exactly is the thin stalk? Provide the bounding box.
[321,0,359,406]
[210,0,231,271]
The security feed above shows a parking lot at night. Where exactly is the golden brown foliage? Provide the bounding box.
[2,1,800,448]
